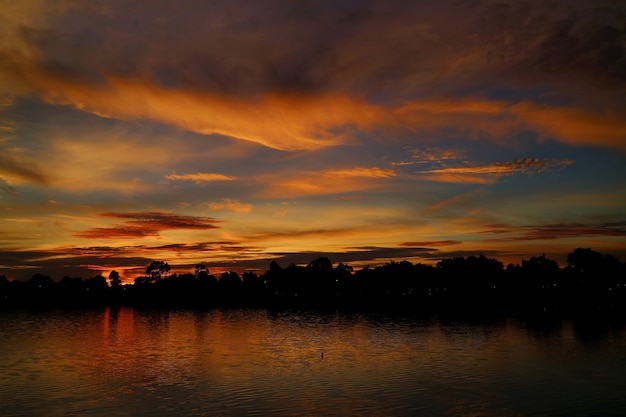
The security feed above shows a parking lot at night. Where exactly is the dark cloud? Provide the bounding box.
[481,222,626,241]
[7,0,624,103]
[0,153,49,186]
[0,250,55,266]
[420,249,509,262]
[0,249,151,281]
[248,227,357,241]
[2,0,623,152]
[101,212,220,229]
[264,246,440,268]
[187,247,433,272]
[1,181,17,196]
[505,2,625,91]
[47,241,244,257]
[75,227,157,239]
[399,240,462,247]
[75,212,220,239]
[213,245,514,272]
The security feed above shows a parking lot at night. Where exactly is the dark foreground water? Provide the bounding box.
[1,308,625,417]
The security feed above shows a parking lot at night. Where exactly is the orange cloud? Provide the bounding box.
[393,147,467,166]
[260,166,396,198]
[204,199,253,213]
[6,58,383,150]
[393,98,626,149]
[0,153,49,186]
[324,167,396,179]
[166,172,237,183]
[417,158,573,183]
[3,0,625,152]
[416,173,497,185]
[512,102,626,148]
[6,48,626,151]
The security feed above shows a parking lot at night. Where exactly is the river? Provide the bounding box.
[1,307,625,416]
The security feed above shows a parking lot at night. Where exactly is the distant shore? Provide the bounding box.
[2,248,625,317]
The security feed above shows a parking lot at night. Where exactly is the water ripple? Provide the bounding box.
[1,309,626,416]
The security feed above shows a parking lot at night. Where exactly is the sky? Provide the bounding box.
[1,0,625,283]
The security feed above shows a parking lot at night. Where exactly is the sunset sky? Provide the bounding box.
[1,0,625,283]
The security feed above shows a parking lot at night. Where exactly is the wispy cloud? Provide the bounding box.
[393,147,466,166]
[167,172,237,183]
[480,222,626,242]
[7,73,382,150]
[417,158,574,184]
[261,166,396,198]
[0,153,48,186]
[325,167,395,179]
[51,241,253,258]
[204,199,253,213]
[75,212,220,239]
[393,99,626,150]
[399,240,462,247]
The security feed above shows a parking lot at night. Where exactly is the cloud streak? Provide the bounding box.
[399,240,462,247]
[75,212,220,239]
[167,172,237,183]
[417,158,574,184]
[204,199,253,213]
[481,222,626,242]
[0,153,48,186]
[260,166,396,198]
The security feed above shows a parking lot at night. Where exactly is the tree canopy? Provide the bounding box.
[1,248,625,315]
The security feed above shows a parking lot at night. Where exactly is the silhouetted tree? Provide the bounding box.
[306,257,335,296]
[334,262,353,288]
[0,275,9,307]
[521,255,561,289]
[567,248,605,275]
[435,255,503,311]
[307,257,333,272]
[134,276,152,286]
[197,269,218,290]
[146,261,170,281]
[522,255,560,277]
[85,275,108,290]
[109,270,122,287]
[1,247,624,313]
[220,271,242,291]
[242,271,261,287]
[194,263,209,278]
[565,248,625,304]
[83,275,108,305]
[28,273,53,289]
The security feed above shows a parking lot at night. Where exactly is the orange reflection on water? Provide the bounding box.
[3,308,624,416]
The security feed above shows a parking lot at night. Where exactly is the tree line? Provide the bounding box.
[1,247,625,315]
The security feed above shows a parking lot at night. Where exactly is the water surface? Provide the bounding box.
[1,308,625,416]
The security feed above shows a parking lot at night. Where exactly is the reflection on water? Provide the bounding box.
[1,308,625,417]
